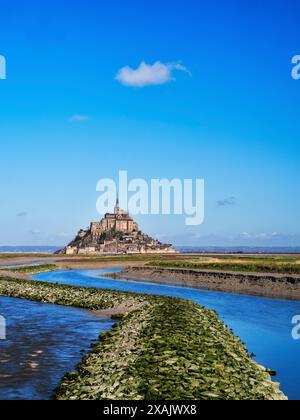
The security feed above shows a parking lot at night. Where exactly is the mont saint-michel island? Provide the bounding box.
[58,199,176,255]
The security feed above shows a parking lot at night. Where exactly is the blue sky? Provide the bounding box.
[0,0,300,246]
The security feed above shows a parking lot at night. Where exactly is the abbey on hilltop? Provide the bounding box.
[58,199,176,255]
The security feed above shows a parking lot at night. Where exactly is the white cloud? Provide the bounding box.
[56,232,70,238]
[240,232,251,239]
[155,233,166,240]
[240,232,283,240]
[255,233,268,239]
[70,114,90,122]
[115,61,191,87]
[29,229,41,235]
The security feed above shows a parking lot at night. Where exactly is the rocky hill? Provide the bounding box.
[57,201,176,255]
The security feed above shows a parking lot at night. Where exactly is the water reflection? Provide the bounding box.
[0,296,114,400]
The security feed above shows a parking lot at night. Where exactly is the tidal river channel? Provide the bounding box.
[1,267,300,400]
[33,268,300,400]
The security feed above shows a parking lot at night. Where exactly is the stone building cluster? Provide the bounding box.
[90,199,138,238]
[58,199,176,255]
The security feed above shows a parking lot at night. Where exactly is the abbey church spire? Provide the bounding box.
[114,195,121,215]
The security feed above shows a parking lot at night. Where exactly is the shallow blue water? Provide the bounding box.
[0,296,114,400]
[33,268,300,400]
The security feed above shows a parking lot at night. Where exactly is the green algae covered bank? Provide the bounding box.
[0,276,287,400]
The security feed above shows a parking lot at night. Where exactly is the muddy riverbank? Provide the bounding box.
[108,266,300,301]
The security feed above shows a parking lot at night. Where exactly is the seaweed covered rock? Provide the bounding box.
[54,297,287,400]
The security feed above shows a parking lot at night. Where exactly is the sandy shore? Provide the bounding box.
[107,266,300,301]
[0,270,29,280]
[0,254,144,272]
[90,301,146,318]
